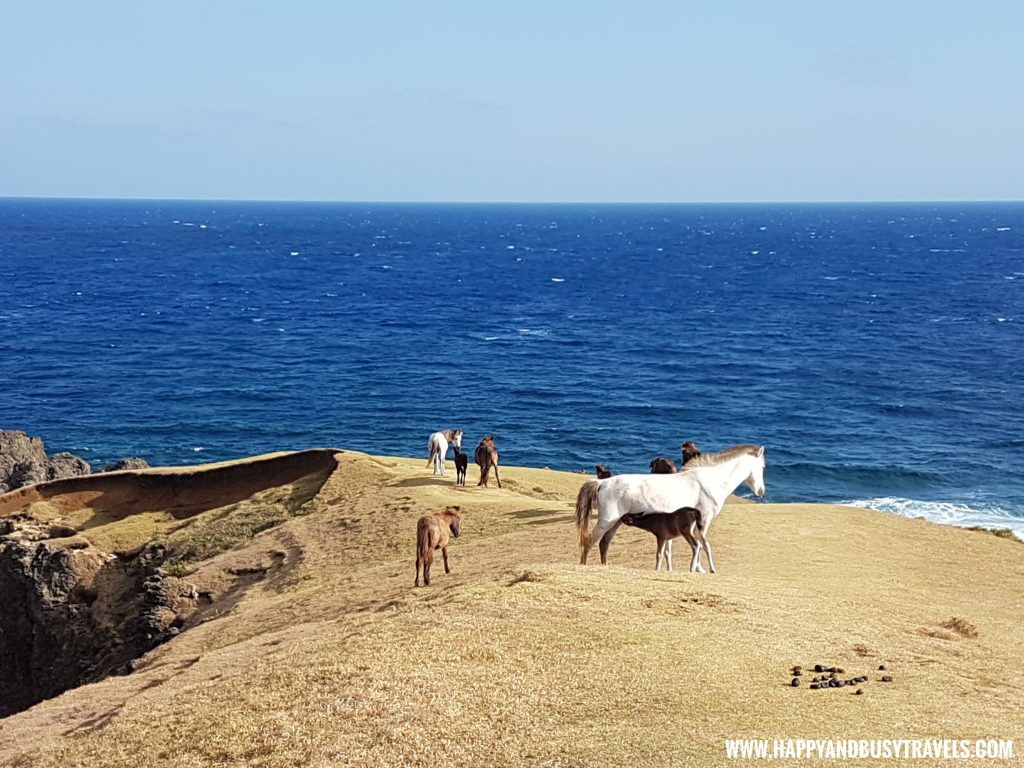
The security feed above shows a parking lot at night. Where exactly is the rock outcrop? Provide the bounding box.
[0,430,93,493]
[0,430,48,492]
[0,514,183,717]
[46,451,92,481]
[101,457,151,472]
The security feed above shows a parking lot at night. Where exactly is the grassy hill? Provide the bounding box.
[1,450,1021,767]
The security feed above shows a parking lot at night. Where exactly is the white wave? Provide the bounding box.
[506,245,516,250]
[517,328,549,337]
[483,336,499,341]
[290,251,300,256]
[551,277,565,283]
[193,447,205,453]
[843,497,1024,540]
[822,276,840,281]
[996,226,1011,232]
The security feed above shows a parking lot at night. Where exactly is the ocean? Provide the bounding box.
[1,198,1022,536]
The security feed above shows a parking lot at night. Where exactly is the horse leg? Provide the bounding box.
[666,538,673,571]
[598,519,623,565]
[423,548,434,586]
[493,462,501,489]
[655,537,665,571]
[696,528,716,574]
[415,555,421,587]
[442,545,451,574]
[582,518,611,565]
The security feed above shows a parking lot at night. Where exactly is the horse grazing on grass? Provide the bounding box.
[575,444,766,573]
[621,506,707,571]
[426,429,463,477]
[475,435,501,488]
[649,456,677,474]
[415,505,462,587]
[453,445,469,486]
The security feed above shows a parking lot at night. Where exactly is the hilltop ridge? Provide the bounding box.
[0,450,1021,767]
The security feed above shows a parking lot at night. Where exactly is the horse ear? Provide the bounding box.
[757,446,765,457]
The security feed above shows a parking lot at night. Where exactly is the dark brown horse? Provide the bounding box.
[681,441,702,467]
[621,506,706,571]
[475,435,501,488]
[453,445,468,486]
[415,505,462,586]
[649,456,677,474]
[594,464,613,479]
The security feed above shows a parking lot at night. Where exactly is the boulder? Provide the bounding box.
[101,457,151,472]
[46,452,92,482]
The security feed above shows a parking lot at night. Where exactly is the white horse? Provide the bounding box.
[575,444,766,573]
[426,429,463,476]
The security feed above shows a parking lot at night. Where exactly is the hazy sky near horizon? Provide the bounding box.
[2,1,1021,203]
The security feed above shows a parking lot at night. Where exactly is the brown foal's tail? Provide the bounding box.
[575,480,600,550]
[693,506,704,532]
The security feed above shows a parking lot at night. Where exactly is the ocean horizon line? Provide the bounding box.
[2,195,1023,207]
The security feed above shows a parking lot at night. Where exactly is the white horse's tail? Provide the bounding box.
[575,480,600,550]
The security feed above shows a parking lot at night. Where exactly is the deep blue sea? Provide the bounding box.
[1,199,1022,536]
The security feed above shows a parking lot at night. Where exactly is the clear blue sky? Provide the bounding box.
[2,1,1021,202]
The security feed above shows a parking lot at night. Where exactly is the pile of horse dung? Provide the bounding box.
[789,663,894,694]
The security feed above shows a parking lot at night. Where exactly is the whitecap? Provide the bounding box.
[551,277,565,283]
[290,251,300,256]
[822,276,840,281]
[483,336,499,341]
[751,250,759,255]
[199,224,208,229]
[506,245,515,250]
[193,447,205,453]
[843,497,1023,540]
[996,226,1011,232]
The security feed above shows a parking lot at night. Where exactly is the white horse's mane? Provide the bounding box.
[683,443,763,469]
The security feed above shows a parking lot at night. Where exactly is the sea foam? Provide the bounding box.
[844,497,1024,540]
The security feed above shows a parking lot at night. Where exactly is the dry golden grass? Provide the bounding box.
[1,451,1022,767]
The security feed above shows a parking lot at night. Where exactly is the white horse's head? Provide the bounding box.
[450,429,463,450]
[745,446,766,497]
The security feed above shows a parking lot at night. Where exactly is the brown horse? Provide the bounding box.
[415,505,462,586]
[649,456,677,474]
[594,464,613,479]
[620,506,706,571]
[681,441,702,467]
[475,435,501,488]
